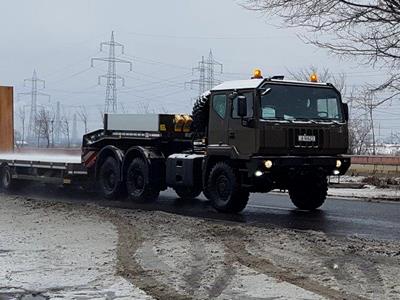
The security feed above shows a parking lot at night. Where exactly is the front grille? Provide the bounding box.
[288,128,324,148]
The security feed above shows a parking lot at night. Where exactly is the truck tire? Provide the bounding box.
[0,165,14,191]
[289,175,327,210]
[98,157,123,200]
[174,186,202,200]
[192,93,210,134]
[207,162,249,213]
[126,158,159,203]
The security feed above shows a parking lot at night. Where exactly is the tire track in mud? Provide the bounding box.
[208,226,368,300]
[106,211,193,300]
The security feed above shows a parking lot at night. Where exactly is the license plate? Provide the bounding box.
[298,135,316,142]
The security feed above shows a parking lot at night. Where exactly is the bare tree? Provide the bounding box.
[61,110,71,148]
[77,106,89,134]
[35,107,53,148]
[244,0,400,98]
[348,118,372,155]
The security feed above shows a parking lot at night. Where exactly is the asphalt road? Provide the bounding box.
[3,186,400,241]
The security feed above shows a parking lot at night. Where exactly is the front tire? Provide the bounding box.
[289,174,327,210]
[207,162,249,213]
[98,157,123,200]
[126,158,159,203]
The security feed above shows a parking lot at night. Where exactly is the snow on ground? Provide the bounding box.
[328,185,400,201]
[0,153,81,164]
[0,197,152,299]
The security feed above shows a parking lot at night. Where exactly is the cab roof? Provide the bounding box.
[211,78,329,92]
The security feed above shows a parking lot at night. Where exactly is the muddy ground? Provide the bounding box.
[0,194,399,300]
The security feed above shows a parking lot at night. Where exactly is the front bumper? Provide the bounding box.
[247,155,351,177]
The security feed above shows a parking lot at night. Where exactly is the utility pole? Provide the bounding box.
[91,31,132,114]
[18,70,50,141]
[187,49,223,96]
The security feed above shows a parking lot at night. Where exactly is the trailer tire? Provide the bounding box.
[0,165,14,192]
[192,93,210,134]
[98,157,124,200]
[126,158,159,203]
[174,186,202,200]
[289,175,327,210]
[207,162,249,213]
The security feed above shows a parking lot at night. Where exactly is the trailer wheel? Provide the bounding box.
[289,175,327,210]
[0,165,14,191]
[207,162,249,213]
[98,157,123,200]
[174,186,202,200]
[126,158,159,203]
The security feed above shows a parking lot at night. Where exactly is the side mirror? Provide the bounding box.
[237,95,247,117]
[343,103,349,121]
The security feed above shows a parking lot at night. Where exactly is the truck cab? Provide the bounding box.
[197,71,350,212]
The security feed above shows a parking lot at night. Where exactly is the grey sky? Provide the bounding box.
[0,0,398,139]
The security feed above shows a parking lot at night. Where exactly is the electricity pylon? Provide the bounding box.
[187,49,223,96]
[18,70,50,140]
[91,31,132,113]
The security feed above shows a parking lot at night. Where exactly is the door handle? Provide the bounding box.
[229,131,235,139]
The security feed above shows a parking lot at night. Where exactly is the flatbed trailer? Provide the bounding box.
[0,153,88,187]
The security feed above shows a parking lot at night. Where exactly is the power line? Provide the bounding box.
[91,31,133,113]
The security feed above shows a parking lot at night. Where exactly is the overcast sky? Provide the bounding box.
[0,0,398,139]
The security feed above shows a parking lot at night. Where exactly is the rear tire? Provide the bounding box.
[289,174,327,210]
[98,157,123,200]
[126,158,160,203]
[0,165,14,191]
[174,186,202,200]
[207,162,249,213]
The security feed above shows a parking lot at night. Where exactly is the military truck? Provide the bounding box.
[0,70,350,212]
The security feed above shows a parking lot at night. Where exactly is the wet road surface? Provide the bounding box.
[3,186,400,241]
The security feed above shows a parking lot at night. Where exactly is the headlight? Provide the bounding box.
[264,160,273,169]
[255,170,263,177]
[336,160,342,168]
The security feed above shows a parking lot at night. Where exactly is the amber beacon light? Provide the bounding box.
[252,69,263,79]
[310,73,318,82]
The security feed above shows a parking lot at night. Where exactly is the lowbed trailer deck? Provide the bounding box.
[0,153,87,186]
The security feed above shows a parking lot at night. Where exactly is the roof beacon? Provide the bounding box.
[252,69,263,79]
[310,73,318,82]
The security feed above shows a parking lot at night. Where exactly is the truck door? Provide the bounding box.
[228,91,256,157]
[208,93,228,145]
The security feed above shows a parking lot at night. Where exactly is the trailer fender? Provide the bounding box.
[122,146,166,189]
[95,146,125,181]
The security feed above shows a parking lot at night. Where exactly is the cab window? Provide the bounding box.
[212,94,227,119]
[232,92,254,118]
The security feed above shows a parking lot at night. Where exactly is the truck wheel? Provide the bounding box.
[0,165,14,191]
[207,162,249,213]
[126,158,159,203]
[98,157,123,200]
[192,93,210,134]
[289,175,327,210]
[174,186,202,200]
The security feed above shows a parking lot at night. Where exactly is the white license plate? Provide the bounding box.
[298,135,316,142]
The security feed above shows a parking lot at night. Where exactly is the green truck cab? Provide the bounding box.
[194,73,350,212]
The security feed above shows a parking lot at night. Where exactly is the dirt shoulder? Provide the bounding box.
[1,194,399,299]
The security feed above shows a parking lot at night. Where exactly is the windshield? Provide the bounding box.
[260,84,343,122]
